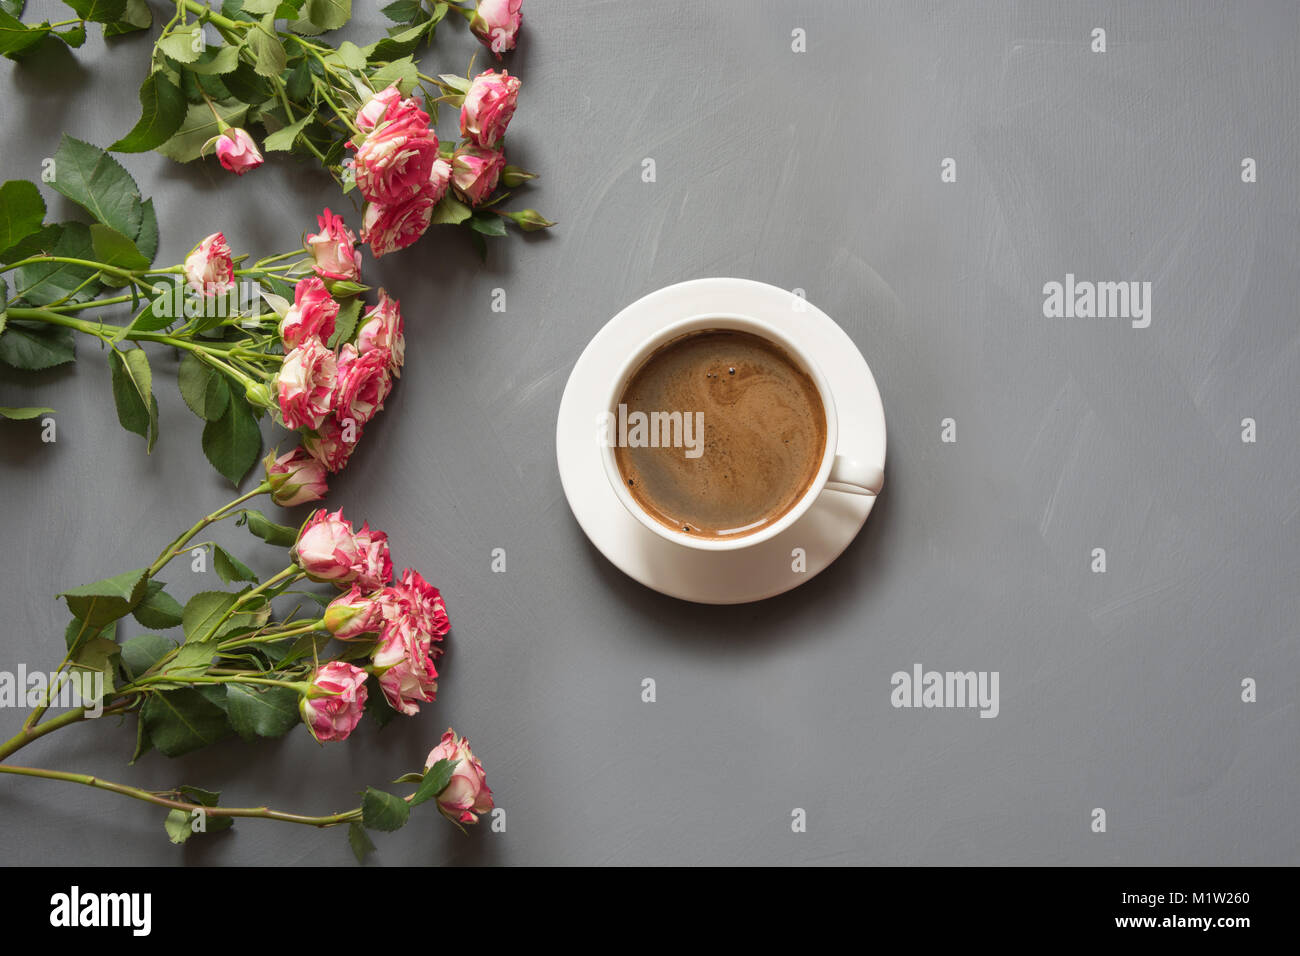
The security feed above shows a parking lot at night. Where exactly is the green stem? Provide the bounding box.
[0,764,363,827]
[148,481,272,578]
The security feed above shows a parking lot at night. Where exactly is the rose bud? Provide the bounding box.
[372,619,438,715]
[302,415,363,473]
[306,208,361,281]
[355,85,403,133]
[425,729,494,824]
[300,661,369,742]
[351,520,393,591]
[265,447,328,506]
[470,0,523,58]
[184,232,235,297]
[214,127,264,176]
[334,342,393,426]
[276,337,337,430]
[451,144,506,205]
[324,585,385,639]
[279,276,340,349]
[292,508,362,583]
[356,289,405,377]
[460,70,521,149]
[501,208,555,231]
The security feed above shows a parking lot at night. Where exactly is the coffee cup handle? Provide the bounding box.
[825,455,884,496]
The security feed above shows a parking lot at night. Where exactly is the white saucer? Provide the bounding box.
[555,278,887,604]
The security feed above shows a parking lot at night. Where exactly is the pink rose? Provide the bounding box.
[460,70,521,149]
[355,85,402,133]
[306,208,361,281]
[276,337,337,430]
[300,661,368,742]
[334,342,392,426]
[470,0,522,57]
[214,128,263,176]
[324,585,385,639]
[266,447,328,506]
[184,232,234,296]
[356,289,405,377]
[292,508,362,583]
[424,729,494,824]
[451,144,506,205]
[390,568,450,644]
[279,276,339,350]
[372,619,438,715]
[353,102,440,206]
[302,415,362,473]
[361,192,436,258]
[352,521,393,591]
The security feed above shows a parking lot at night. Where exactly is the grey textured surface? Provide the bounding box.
[1,0,1298,865]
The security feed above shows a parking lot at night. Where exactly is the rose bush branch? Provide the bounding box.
[0,474,492,856]
[2,1,547,260]
[2,139,408,487]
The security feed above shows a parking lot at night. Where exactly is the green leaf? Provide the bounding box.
[239,0,282,14]
[110,73,187,153]
[141,688,231,757]
[348,820,375,862]
[49,136,144,238]
[68,635,119,702]
[0,322,76,369]
[63,0,127,23]
[134,197,159,264]
[63,617,116,653]
[410,757,457,807]
[213,545,258,583]
[238,509,299,547]
[469,214,507,238]
[0,10,49,61]
[55,24,86,48]
[157,100,248,164]
[178,352,230,421]
[109,346,158,451]
[166,640,217,678]
[431,193,472,226]
[284,57,311,99]
[12,221,99,306]
[202,394,262,485]
[0,180,45,255]
[334,40,365,69]
[297,0,350,32]
[120,632,176,679]
[90,224,150,271]
[186,44,242,75]
[367,20,429,62]
[363,675,396,729]
[225,683,300,740]
[103,0,152,37]
[328,297,361,348]
[181,591,238,644]
[157,21,205,63]
[380,0,422,23]
[0,405,54,420]
[367,55,418,95]
[361,787,409,832]
[249,14,286,76]
[262,113,313,152]
[132,581,185,630]
[59,567,149,630]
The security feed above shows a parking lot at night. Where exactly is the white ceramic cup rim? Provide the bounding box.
[599,312,840,552]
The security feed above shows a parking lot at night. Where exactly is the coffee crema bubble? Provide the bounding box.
[613,329,826,538]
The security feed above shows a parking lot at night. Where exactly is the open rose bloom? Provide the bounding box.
[184,233,234,296]
[300,662,369,742]
[306,208,361,281]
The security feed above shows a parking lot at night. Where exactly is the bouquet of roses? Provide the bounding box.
[0,478,493,854]
[1,0,548,259]
[1,137,403,486]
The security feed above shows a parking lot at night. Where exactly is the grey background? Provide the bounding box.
[2,0,1297,865]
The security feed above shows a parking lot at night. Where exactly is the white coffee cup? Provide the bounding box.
[598,312,883,552]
